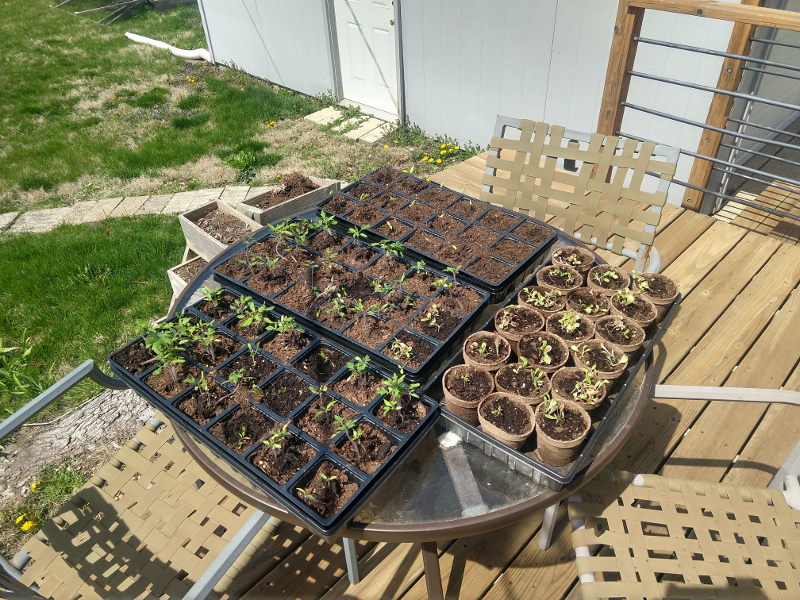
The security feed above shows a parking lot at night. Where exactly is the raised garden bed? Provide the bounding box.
[167,255,208,297]
[238,174,340,226]
[108,286,438,540]
[317,166,557,298]
[180,201,262,261]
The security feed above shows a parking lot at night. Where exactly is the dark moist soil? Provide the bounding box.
[464,334,507,364]
[347,182,383,200]
[519,334,567,368]
[395,202,435,224]
[196,293,237,320]
[306,231,346,253]
[174,257,208,282]
[309,263,350,293]
[322,194,357,215]
[447,199,486,220]
[520,287,565,311]
[444,367,493,402]
[296,461,359,518]
[467,256,514,284]
[262,333,310,362]
[367,167,405,186]
[276,282,316,313]
[496,367,544,398]
[391,177,429,196]
[346,319,396,349]
[349,203,386,226]
[195,209,255,244]
[536,406,587,442]
[426,213,466,236]
[374,217,412,239]
[437,284,482,314]
[364,256,408,281]
[598,319,639,346]
[280,249,318,276]
[383,293,422,323]
[382,331,434,369]
[333,372,383,407]
[178,378,239,425]
[418,186,459,209]
[548,317,591,342]
[338,271,375,301]
[554,372,601,404]
[369,191,407,211]
[293,346,348,382]
[254,173,318,209]
[567,289,610,318]
[479,208,522,231]
[576,346,624,373]
[187,335,241,368]
[456,225,501,248]
[496,307,544,337]
[245,270,292,299]
[211,401,272,453]
[491,238,534,263]
[294,395,356,443]
[401,271,439,297]
[334,423,395,474]
[539,268,578,289]
[308,298,351,330]
[553,247,594,271]
[435,242,483,267]
[481,396,531,434]
[405,229,443,254]
[611,296,655,321]
[590,269,627,292]
[260,372,311,417]
[511,221,552,246]
[412,306,462,340]
[639,275,677,300]
[251,431,316,484]
[250,239,290,260]
[377,398,427,434]
[113,341,155,376]
[337,243,376,269]
[215,254,257,281]
[145,362,200,399]
[220,352,277,383]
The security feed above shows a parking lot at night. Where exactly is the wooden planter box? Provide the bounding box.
[237,177,340,226]
[167,255,206,297]
[179,201,261,260]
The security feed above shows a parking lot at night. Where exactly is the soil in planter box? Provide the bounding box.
[426,213,466,237]
[364,256,407,281]
[250,239,290,260]
[456,225,501,248]
[370,192,407,211]
[382,331,434,369]
[322,194,357,216]
[400,271,439,297]
[306,230,346,253]
[447,199,486,220]
[340,272,377,302]
[638,276,677,300]
[253,173,318,209]
[496,368,545,399]
[347,319,396,349]
[395,202,435,224]
[281,249,317,276]
[481,395,531,434]
[197,293,237,320]
[246,270,291,299]
[509,222,550,246]
[568,289,610,318]
[220,352,277,383]
[519,334,568,369]
[174,257,208,282]
[418,187,459,209]
[376,397,428,434]
[211,401,272,453]
[333,372,383,407]
[349,203,385,227]
[187,335,241,368]
[434,242,484,267]
[277,281,316,313]
[178,377,238,425]
[496,307,544,337]
[444,367,494,403]
[145,362,200,399]
[334,423,395,474]
[260,372,311,417]
[491,238,534,263]
[405,229,442,254]
[337,243,376,269]
[293,347,348,382]
[308,299,350,330]
[252,430,316,484]
[114,341,155,376]
[548,316,591,342]
[611,296,654,321]
[295,396,356,443]
[374,217,412,239]
[539,268,578,289]
[384,294,422,323]
[311,263,350,292]
[436,284,482,314]
[479,208,522,232]
[536,407,586,442]
[262,332,311,362]
[216,254,257,281]
[467,256,514,284]
[296,461,359,518]
[347,182,383,200]
[391,178,428,196]
[367,167,405,186]
[412,306,462,341]
[195,209,254,245]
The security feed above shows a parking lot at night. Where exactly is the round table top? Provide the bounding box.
[169,220,656,543]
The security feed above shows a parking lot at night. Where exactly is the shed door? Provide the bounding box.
[333,0,398,116]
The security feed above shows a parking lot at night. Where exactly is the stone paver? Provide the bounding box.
[244,186,273,202]
[186,188,224,212]
[8,206,75,234]
[81,197,123,223]
[344,117,385,141]
[304,106,342,125]
[332,117,365,132]
[109,195,149,218]
[136,194,173,215]
[162,190,199,215]
[358,122,391,144]
[219,185,250,207]
[65,201,97,224]
[0,211,19,231]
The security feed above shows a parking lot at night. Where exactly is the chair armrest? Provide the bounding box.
[652,384,800,407]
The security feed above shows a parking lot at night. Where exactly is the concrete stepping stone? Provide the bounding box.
[344,117,385,141]
[8,206,76,234]
[220,185,250,207]
[356,121,391,143]
[162,190,199,214]
[82,197,122,223]
[0,211,19,231]
[304,106,342,125]
[136,194,173,215]
[108,195,149,218]
[332,117,365,132]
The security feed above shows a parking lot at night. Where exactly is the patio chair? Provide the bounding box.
[568,387,800,600]
[480,117,680,273]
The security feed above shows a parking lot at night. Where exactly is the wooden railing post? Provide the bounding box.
[682,0,764,211]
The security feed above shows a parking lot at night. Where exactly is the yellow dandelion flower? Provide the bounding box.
[384,144,388,149]
[393,140,398,144]
[440,150,446,155]
[456,146,460,150]
[426,178,431,182]
[16,514,25,524]
[449,148,454,153]
[436,159,442,164]
[440,144,446,149]
[403,169,408,173]
[22,521,34,531]
[276,175,281,179]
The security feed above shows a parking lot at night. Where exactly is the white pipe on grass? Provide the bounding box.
[124,32,212,63]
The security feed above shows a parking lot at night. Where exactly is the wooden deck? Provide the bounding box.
[228,155,800,600]
[715,182,800,245]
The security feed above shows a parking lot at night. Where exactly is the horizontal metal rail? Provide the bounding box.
[750,36,800,51]
[652,385,800,406]
[740,64,800,82]
[719,141,800,170]
[711,166,800,196]
[635,36,800,73]
[672,177,800,222]
[726,116,800,140]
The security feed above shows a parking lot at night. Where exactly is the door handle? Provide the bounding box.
[390,19,395,25]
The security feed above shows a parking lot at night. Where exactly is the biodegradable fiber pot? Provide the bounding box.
[477,393,535,450]
[633,272,679,322]
[518,286,566,318]
[442,364,495,426]
[609,291,658,328]
[535,264,582,294]
[570,339,629,382]
[566,288,610,322]
[594,315,646,355]
[517,331,570,374]
[494,363,551,406]
[534,400,591,467]
[494,304,544,354]
[463,331,511,372]
[586,264,631,296]
[551,245,595,274]
[550,367,607,411]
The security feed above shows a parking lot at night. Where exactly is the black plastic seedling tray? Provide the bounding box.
[211,223,491,383]
[317,166,558,300]
[423,255,681,486]
[108,287,439,541]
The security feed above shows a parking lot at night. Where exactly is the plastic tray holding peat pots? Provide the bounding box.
[422,253,683,485]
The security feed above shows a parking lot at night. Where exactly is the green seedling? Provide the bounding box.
[351,299,388,332]
[632,272,651,293]
[238,253,266,276]
[490,404,503,416]
[317,211,337,236]
[390,338,413,361]
[542,394,565,423]
[378,369,420,410]
[550,267,575,284]
[334,416,364,458]
[558,312,581,335]
[201,286,224,308]
[263,424,291,460]
[420,303,441,331]
[571,344,591,359]
[594,269,619,285]
[576,298,606,315]
[382,398,403,425]
[296,487,316,502]
[237,426,250,450]
[319,350,329,362]
[601,343,628,369]
[348,225,368,240]
[476,341,490,358]
[608,317,636,340]
[313,394,337,425]
[189,319,219,363]
[234,297,274,330]
[325,293,348,319]
[142,314,193,387]
[572,366,609,405]
[270,315,305,349]
[246,341,261,366]
[412,260,426,275]
[523,288,561,309]
[345,355,371,389]
[538,338,552,365]
[496,308,518,331]
[615,288,638,307]
[318,472,338,492]
[459,372,470,389]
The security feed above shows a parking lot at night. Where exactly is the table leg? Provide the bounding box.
[421,541,444,600]
[343,538,360,585]
[539,501,560,550]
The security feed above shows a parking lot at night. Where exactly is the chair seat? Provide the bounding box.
[568,470,800,600]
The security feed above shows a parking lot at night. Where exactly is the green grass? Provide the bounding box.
[0,216,184,420]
